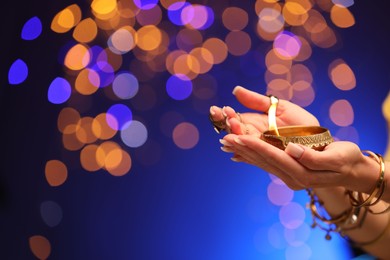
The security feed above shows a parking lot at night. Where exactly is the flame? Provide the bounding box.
[268,95,280,136]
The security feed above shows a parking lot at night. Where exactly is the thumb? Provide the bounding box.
[285,142,327,171]
[285,142,305,160]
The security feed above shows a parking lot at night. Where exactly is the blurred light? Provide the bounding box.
[266,49,292,75]
[285,243,312,260]
[133,0,158,10]
[284,223,311,246]
[268,222,287,249]
[202,38,228,64]
[106,104,133,130]
[258,7,284,34]
[73,18,98,43]
[267,181,294,206]
[47,77,72,104]
[75,117,98,144]
[166,74,193,100]
[176,28,203,52]
[282,1,311,26]
[225,31,252,56]
[29,235,51,260]
[172,122,199,149]
[108,26,137,54]
[279,202,306,229]
[21,16,42,40]
[335,126,359,143]
[80,144,103,171]
[89,61,115,88]
[329,99,354,126]
[136,4,162,25]
[182,4,214,30]
[330,5,355,28]
[51,4,82,33]
[91,0,118,20]
[160,0,186,9]
[121,120,148,148]
[75,68,99,95]
[112,72,139,99]
[332,0,354,7]
[273,31,302,59]
[328,59,356,90]
[222,7,248,31]
[106,148,132,176]
[57,107,80,134]
[92,113,117,140]
[45,160,68,187]
[167,2,190,26]
[40,201,63,227]
[8,59,28,85]
[64,44,91,70]
[136,25,162,51]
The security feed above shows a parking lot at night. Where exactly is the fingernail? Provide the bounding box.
[232,86,241,95]
[226,118,231,128]
[231,157,242,162]
[219,139,233,146]
[210,106,216,115]
[285,142,304,159]
[221,146,234,153]
[234,137,246,146]
[222,106,227,117]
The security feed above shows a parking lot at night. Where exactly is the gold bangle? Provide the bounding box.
[347,151,385,208]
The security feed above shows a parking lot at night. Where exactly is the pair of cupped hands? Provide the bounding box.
[210,86,368,193]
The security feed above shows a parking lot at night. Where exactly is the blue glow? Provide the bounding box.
[40,201,63,227]
[133,0,158,10]
[199,6,214,30]
[112,72,139,99]
[21,16,42,40]
[106,104,133,131]
[167,2,190,26]
[332,0,354,7]
[8,59,28,85]
[90,61,115,88]
[47,77,71,104]
[166,74,193,100]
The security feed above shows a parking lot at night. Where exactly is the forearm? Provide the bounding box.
[313,187,390,259]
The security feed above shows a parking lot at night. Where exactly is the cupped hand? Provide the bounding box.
[210,86,319,136]
[220,134,372,192]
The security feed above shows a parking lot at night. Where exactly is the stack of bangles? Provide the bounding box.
[307,150,390,247]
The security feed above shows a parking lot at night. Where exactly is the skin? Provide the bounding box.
[210,86,390,259]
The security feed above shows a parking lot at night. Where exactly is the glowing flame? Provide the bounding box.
[268,95,280,136]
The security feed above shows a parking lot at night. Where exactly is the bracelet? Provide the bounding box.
[307,189,359,240]
[347,151,386,208]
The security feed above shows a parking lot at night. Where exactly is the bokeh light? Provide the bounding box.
[29,235,51,260]
[8,59,28,85]
[45,160,68,187]
[21,16,42,40]
[329,99,354,126]
[47,77,72,104]
[172,122,199,149]
[40,201,63,227]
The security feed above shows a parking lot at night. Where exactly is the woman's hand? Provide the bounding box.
[210,86,319,135]
[221,134,378,193]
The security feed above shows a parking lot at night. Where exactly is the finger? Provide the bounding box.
[227,117,260,136]
[231,136,345,188]
[222,135,304,189]
[232,86,275,113]
[209,105,225,122]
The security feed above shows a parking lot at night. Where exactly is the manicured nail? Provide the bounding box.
[232,86,241,95]
[285,142,304,159]
[209,106,216,115]
[219,139,233,146]
[221,146,234,153]
[225,118,231,128]
[234,137,246,146]
[222,106,227,117]
[231,157,242,162]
